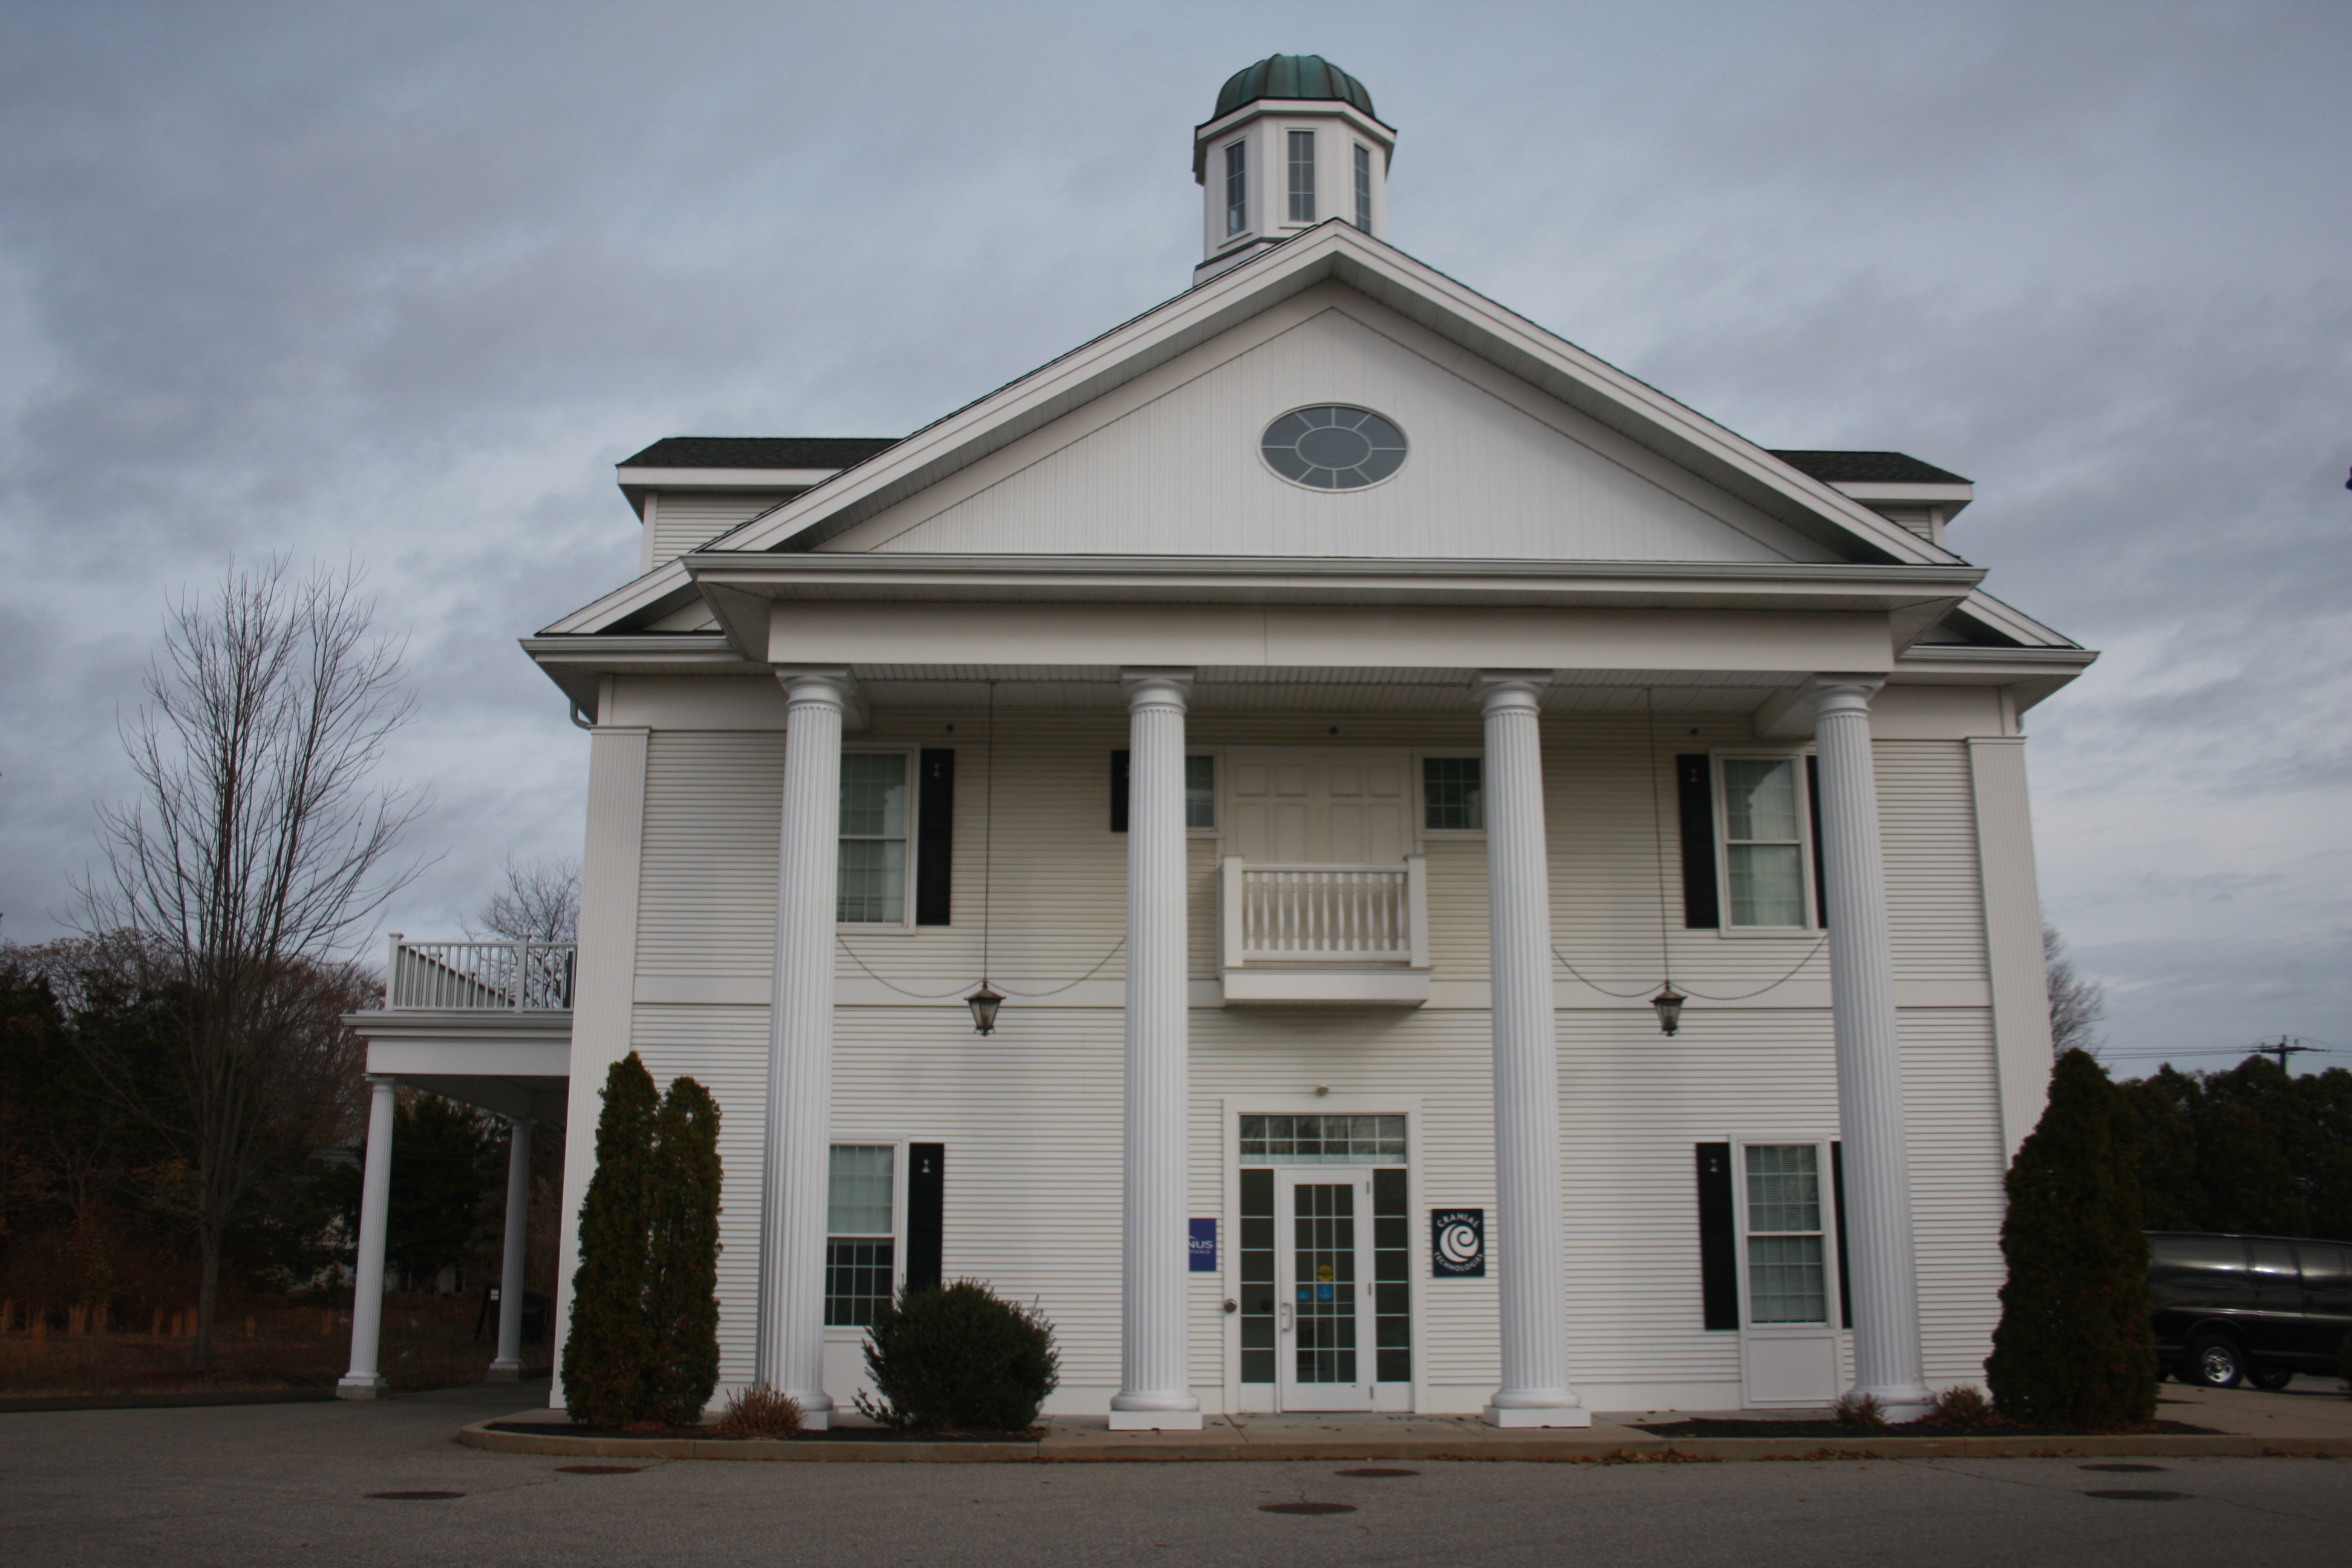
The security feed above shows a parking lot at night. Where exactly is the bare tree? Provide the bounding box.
[2044,922,2108,1059]
[76,559,422,1368]
[472,856,580,942]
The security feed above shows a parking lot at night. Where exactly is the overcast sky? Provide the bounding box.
[1,1,2343,1072]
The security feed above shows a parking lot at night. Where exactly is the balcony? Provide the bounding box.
[1217,857,1431,1007]
[387,938,575,1011]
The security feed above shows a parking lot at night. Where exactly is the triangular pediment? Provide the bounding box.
[815,290,1837,563]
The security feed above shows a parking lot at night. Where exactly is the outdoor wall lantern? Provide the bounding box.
[965,981,1004,1036]
[1650,984,1687,1037]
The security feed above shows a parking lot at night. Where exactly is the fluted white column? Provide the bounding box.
[1476,673,1588,1428]
[1809,675,1930,1419]
[337,1074,397,1399]
[1110,669,1203,1430]
[489,1116,533,1379]
[756,667,854,1428]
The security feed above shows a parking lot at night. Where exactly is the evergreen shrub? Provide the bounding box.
[1985,1048,2158,1428]
[854,1281,1060,1432]
[560,1053,724,1427]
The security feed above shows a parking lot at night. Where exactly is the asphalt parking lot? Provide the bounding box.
[2,1382,2344,1567]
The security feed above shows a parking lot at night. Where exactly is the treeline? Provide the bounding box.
[2117,1056,2352,1242]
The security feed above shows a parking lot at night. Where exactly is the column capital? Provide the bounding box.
[366,1073,397,1091]
[1474,670,1552,714]
[773,665,857,705]
[1120,668,1195,710]
[1805,673,1886,722]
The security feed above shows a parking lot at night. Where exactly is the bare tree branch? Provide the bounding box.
[2044,921,2108,1059]
[470,856,580,943]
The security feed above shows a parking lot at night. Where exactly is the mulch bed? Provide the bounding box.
[1630,1417,2220,1439]
[486,1421,1041,1443]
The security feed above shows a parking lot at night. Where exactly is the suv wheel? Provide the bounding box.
[2183,1333,2244,1388]
[2247,1367,2295,1391]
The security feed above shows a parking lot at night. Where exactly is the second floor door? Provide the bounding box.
[1226,748,1411,864]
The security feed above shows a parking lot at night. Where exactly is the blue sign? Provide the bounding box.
[1432,1209,1485,1277]
[1189,1217,1218,1272]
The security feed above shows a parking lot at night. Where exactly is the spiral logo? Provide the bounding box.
[1437,1221,1480,1268]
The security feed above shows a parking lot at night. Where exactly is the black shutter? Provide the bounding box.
[1806,754,1828,929]
[915,750,954,926]
[1109,750,1130,833]
[906,1143,944,1292]
[1676,756,1720,929]
[1830,1141,1853,1330]
[1696,1143,1739,1330]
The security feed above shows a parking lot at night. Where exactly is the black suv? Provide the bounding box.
[2148,1231,2352,1388]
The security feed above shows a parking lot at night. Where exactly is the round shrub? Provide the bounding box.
[853,1281,1060,1432]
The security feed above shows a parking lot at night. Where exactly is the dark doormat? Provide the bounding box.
[1630,1417,2219,1439]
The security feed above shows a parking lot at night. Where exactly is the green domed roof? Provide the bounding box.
[1213,55,1376,121]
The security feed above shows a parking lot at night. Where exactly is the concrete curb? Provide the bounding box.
[456,1415,2352,1464]
[0,1388,335,1415]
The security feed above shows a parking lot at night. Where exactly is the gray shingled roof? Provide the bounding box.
[621,437,900,470]
[1768,450,1970,485]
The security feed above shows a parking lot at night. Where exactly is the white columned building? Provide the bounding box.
[1111,670,1204,1429]
[336,1073,399,1399]
[489,1114,534,1380]
[1475,673,1589,1428]
[1808,674,1932,1419]
[757,667,857,1427]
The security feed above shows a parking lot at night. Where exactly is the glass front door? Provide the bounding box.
[1276,1168,1377,1411]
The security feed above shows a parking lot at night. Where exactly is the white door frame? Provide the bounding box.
[1276,1166,1379,1412]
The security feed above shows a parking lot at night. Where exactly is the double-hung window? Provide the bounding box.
[1288,129,1316,222]
[1421,756,1483,832]
[838,753,910,924]
[824,1145,897,1327]
[1353,143,1372,230]
[1224,140,1248,235]
[1717,756,1812,927]
[1741,1144,1830,1325]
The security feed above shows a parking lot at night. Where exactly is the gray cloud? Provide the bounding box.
[2,0,2344,1066]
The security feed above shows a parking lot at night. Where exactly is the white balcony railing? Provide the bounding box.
[386,936,575,1011]
[1219,857,1429,970]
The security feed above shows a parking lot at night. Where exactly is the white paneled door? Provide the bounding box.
[1226,749,1411,864]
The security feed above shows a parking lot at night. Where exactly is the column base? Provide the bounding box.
[1854,1383,1933,1423]
[335,1375,387,1400]
[1109,1408,1205,1431]
[1482,1403,1592,1429]
[787,1393,835,1431]
[487,1360,523,1382]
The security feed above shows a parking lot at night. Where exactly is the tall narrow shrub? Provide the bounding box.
[562,1053,659,1426]
[1986,1048,2157,1428]
[644,1076,722,1425]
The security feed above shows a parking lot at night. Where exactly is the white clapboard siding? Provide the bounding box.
[647,489,797,567]
[1876,742,1991,981]
[1899,1010,2008,1384]
[637,732,785,976]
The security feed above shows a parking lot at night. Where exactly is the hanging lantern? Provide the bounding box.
[1651,984,1686,1037]
[965,981,1004,1036]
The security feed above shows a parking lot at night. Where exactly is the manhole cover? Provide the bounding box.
[365,1491,463,1500]
[1337,1467,1419,1477]
[2080,1463,2168,1473]
[557,1465,642,1474]
[2081,1489,2186,1502]
[1259,1501,1357,1515]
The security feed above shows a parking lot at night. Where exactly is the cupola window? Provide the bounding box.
[1224,141,1248,235]
[1289,130,1316,223]
[1353,143,1372,231]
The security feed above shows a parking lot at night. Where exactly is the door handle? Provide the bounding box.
[1279,1301,1293,1333]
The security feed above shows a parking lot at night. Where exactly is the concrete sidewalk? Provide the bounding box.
[456,1374,2352,1463]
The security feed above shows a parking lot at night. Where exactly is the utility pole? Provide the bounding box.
[2249,1036,2318,1071]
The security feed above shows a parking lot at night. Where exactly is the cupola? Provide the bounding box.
[1193,54,1394,284]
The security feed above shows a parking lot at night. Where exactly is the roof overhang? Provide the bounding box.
[615,465,837,515]
[1829,479,1974,519]
[1192,98,1397,181]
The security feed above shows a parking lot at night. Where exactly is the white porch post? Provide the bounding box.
[337,1074,397,1399]
[756,667,854,1428]
[489,1116,534,1380]
[1809,675,1932,1419]
[1111,668,1203,1430]
[1476,671,1588,1428]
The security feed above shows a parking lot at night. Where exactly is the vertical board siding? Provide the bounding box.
[619,705,2010,1408]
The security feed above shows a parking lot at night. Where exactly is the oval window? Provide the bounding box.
[1261,405,1408,490]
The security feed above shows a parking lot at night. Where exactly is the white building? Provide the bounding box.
[341,55,2091,1426]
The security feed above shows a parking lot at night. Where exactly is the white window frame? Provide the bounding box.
[1711,749,1818,935]
[1285,126,1316,226]
[837,747,919,931]
[1223,138,1250,238]
[823,1140,905,1338]
[1413,750,1486,840]
[1733,1139,1841,1331]
[1352,142,1373,232]
[1187,749,1220,837]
